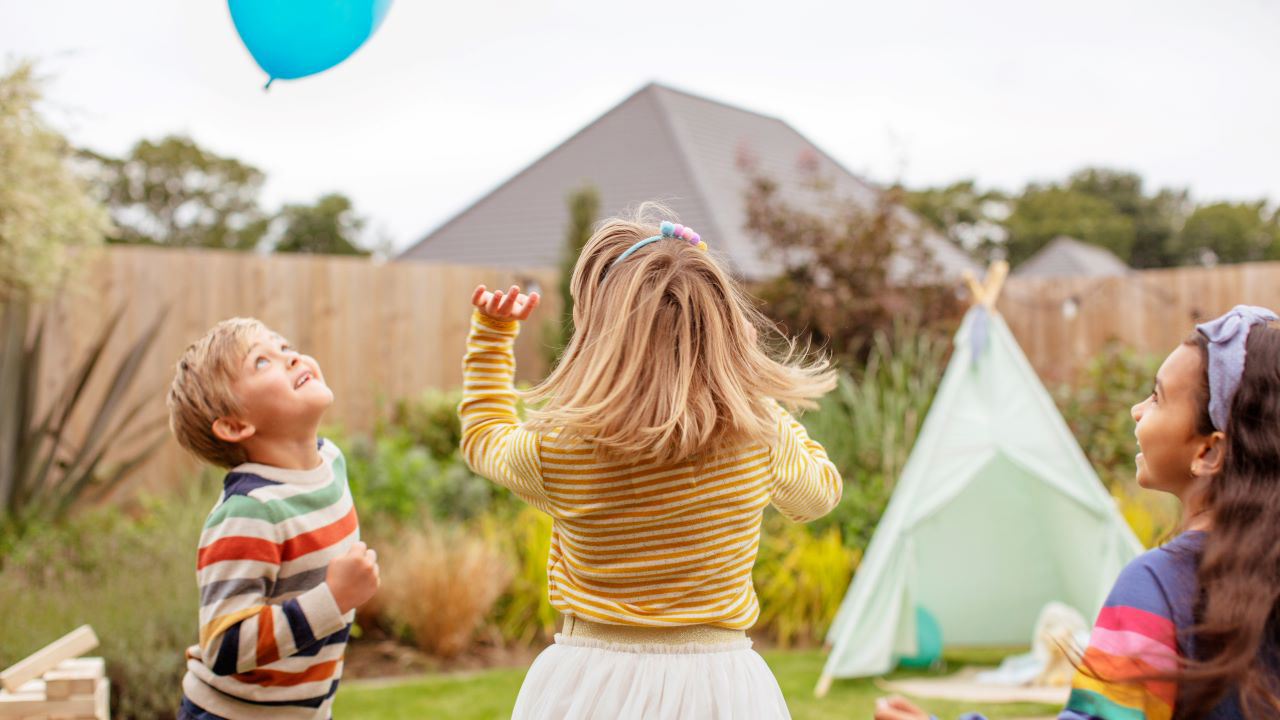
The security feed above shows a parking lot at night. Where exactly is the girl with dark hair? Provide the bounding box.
[876,305,1280,720]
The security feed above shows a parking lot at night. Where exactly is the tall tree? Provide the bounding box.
[744,170,959,365]
[544,186,599,366]
[902,180,1010,264]
[273,193,368,255]
[1003,185,1135,266]
[80,135,269,250]
[1066,168,1188,268]
[1168,201,1280,265]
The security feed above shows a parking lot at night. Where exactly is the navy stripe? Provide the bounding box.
[294,625,351,657]
[222,471,281,498]
[282,598,316,649]
[205,679,340,708]
[211,624,240,676]
[179,696,228,720]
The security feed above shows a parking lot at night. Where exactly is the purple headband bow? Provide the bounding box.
[1195,304,1278,431]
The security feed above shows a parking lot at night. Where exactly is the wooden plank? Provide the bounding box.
[42,658,104,700]
[0,626,98,693]
[0,685,95,718]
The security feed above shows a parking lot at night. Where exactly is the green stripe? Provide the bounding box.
[1066,688,1148,720]
[205,473,346,528]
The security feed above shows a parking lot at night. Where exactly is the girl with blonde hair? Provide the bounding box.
[458,207,843,718]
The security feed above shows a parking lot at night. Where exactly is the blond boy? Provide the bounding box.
[168,318,378,720]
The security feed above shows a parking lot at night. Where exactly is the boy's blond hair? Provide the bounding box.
[167,317,266,468]
[523,204,837,465]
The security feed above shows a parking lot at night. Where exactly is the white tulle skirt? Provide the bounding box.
[510,634,791,720]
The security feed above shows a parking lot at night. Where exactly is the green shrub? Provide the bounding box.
[0,482,216,719]
[801,326,950,550]
[1052,341,1180,546]
[1053,340,1161,491]
[338,437,517,528]
[488,506,556,645]
[384,388,464,460]
[754,513,857,647]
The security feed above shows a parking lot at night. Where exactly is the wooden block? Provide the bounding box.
[0,690,94,718]
[98,676,110,720]
[43,659,105,701]
[50,660,103,679]
[0,627,99,693]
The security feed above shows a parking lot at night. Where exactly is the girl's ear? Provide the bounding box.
[212,416,256,444]
[1192,431,1227,478]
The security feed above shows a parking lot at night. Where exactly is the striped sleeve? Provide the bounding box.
[766,403,843,522]
[458,310,550,514]
[195,495,347,676]
[1059,555,1180,720]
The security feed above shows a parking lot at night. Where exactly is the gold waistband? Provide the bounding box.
[559,615,746,646]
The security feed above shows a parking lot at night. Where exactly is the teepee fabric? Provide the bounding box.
[819,306,1142,684]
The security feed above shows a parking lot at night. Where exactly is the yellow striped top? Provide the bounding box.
[459,311,843,628]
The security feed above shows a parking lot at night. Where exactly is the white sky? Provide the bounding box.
[3,0,1278,251]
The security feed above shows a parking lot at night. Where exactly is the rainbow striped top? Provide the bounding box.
[459,311,843,629]
[962,532,1246,720]
[182,439,359,720]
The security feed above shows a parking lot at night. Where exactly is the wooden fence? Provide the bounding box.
[31,245,1280,494]
[34,245,559,493]
[999,261,1280,383]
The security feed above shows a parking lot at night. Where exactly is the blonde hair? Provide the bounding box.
[523,205,837,464]
[167,317,266,468]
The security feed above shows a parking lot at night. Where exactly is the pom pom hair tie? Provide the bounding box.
[611,221,708,267]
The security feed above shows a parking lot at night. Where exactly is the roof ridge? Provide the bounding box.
[401,84,658,256]
[647,86,732,259]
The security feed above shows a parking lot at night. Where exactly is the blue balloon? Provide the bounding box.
[228,0,392,87]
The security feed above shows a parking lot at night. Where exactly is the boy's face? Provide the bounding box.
[228,327,333,437]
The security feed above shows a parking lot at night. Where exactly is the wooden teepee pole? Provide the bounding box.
[961,260,1009,309]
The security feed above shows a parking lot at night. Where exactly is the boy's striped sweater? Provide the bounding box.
[182,439,359,720]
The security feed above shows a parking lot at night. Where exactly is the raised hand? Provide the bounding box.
[472,284,540,322]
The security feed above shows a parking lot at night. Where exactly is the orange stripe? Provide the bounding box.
[279,505,357,561]
[1080,646,1177,706]
[197,536,280,569]
[232,659,340,687]
[256,606,279,666]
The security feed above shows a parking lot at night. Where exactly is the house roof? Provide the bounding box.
[1012,236,1131,278]
[400,82,977,281]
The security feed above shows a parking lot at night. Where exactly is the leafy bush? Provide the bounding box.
[336,389,520,527]
[1053,340,1160,491]
[801,326,950,550]
[488,506,556,645]
[1052,341,1181,546]
[754,514,857,647]
[384,389,464,460]
[0,482,216,719]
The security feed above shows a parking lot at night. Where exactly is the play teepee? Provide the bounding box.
[816,263,1142,695]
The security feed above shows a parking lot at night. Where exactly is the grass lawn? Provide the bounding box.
[333,649,1060,719]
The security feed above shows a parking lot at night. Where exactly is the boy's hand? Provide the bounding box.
[472,284,540,322]
[873,696,931,720]
[326,541,380,614]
